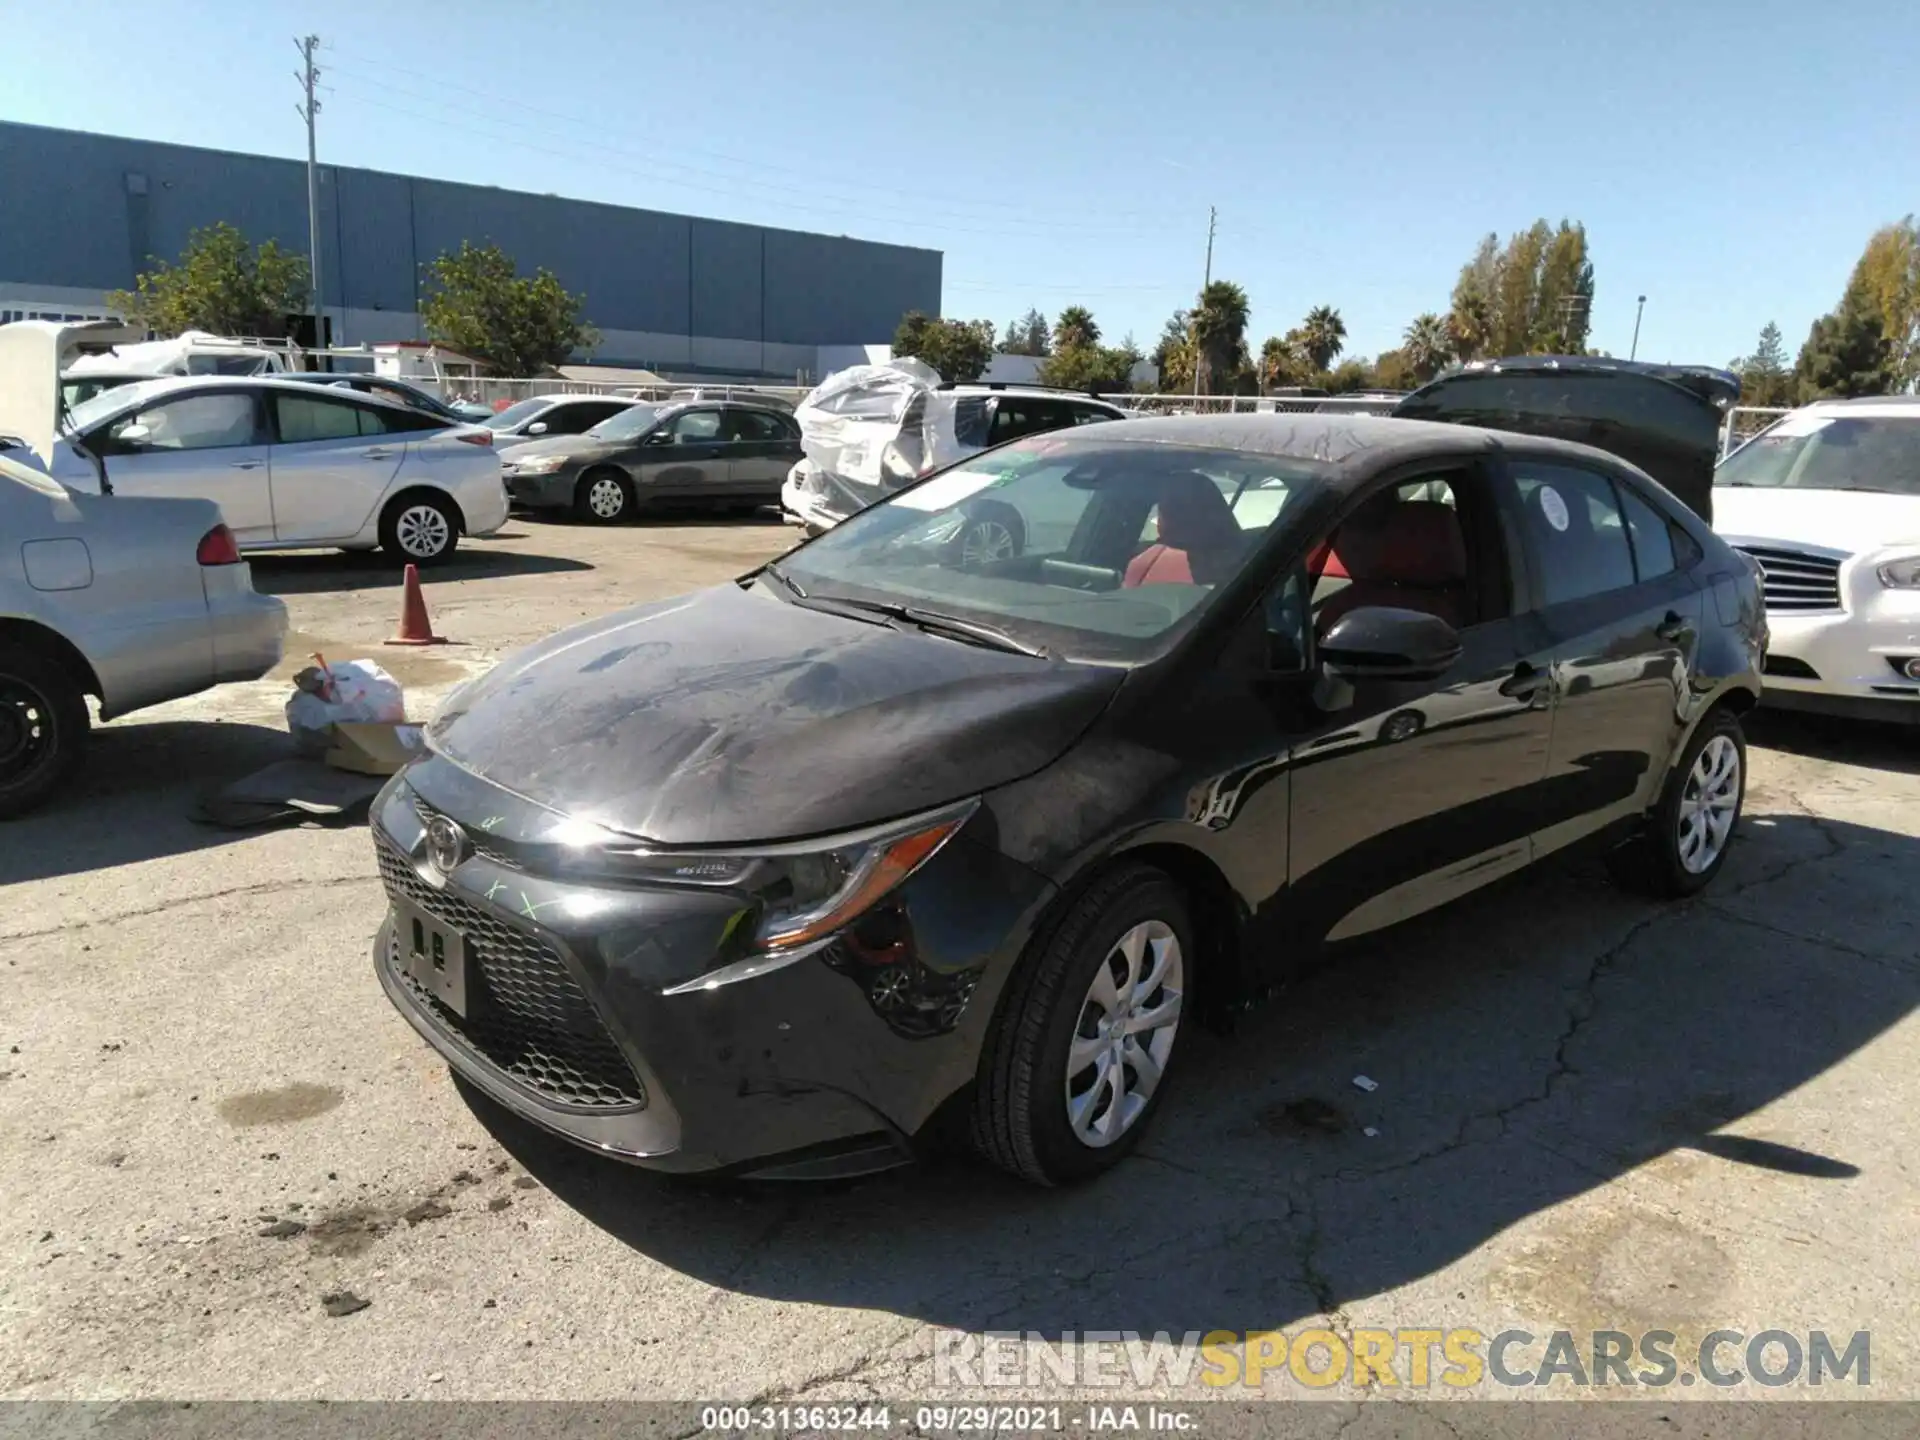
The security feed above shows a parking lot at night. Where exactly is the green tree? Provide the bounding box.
[1052,305,1101,353]
[1299,305,1348,371]
[1039,339,1142,393]
[1190,281,1250,395]
[1731,321,1793,407]
[107,221,311,339]
[1000,307,1052,357]
[1794,294,1897,401]
[419,241,596,376]
[1372,348,1420,391]
[1323,357,1376,393]
[1446,220,1594,358]
[1257,335,1301,391]
[1401,313,1452,383]
[1840,219,1920,390]
[892,311,995,382]
[1152,309,1193,390]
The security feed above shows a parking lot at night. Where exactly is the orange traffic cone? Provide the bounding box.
[385,563,448,646]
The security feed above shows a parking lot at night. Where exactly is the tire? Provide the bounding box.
[971,863,1193,1185]
[0,643,89,820]
[1607,705,1747,898]
[573,468,635,525]
[378,494,460,564]
[954,501,1026,568]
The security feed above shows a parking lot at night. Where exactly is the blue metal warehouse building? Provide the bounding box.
[0,120,944,379]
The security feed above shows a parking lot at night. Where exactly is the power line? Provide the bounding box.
[319,55,1176,237]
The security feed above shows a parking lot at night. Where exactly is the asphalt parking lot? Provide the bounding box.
[2,513,1916,1406]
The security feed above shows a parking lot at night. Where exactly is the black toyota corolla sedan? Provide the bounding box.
[371,414,1766,1184]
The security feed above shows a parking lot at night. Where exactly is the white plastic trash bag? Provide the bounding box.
[794,357,970,488]
[285,659,406,755]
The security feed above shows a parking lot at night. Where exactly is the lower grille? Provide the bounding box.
[1765,655,1821,680]
[375,833,645,1110]
[1735,545,1843,613]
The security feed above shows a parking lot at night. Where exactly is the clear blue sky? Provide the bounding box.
[4,0,1915,367]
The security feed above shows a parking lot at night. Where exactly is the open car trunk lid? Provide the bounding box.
[1393,355,1740,523]
[0,318,144,468]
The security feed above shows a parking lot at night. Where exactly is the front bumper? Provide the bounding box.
[368,761,1054,1175]
[502,468,578,511]
[1760,599,1920,721]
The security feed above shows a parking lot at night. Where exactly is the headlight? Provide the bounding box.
[1876,556,1920,588]
[586,799,978,954]
[511,454,569,476]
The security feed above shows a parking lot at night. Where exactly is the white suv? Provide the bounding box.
[1713,397,1920,723]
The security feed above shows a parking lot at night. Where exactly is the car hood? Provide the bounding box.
[1714,485,1920,554]
[499,435,615,463]
[0,319,139,466]
[426,581,1123,845]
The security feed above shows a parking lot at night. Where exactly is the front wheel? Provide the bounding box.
[953,501,1026,568]
[971,864,1192,1185]
[379,495,460,564]
[1607,706,1747,897]
[573,468,635,524]
[0,644,90,820]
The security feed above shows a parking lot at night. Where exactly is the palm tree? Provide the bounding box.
[1190,281,1250,395]
[1446,294,1491,363]
[1053,305,1100,352]
[1300,305,1347,372]
[1257,336,1297,392]
[1402,312,1452,382]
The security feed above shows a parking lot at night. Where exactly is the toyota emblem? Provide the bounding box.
[424,814,469,874]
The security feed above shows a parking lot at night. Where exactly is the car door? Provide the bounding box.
[720,406,797,501]
[1280,466,1560,944]
[1501,455,1703,854]
[87,389,275,542]
[635,407,726,501]
[265,390,408,544]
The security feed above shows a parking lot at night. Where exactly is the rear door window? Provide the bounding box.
[1505,461,1638,606]
[1618,483,1677,580]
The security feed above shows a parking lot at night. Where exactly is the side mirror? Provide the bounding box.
[1318,606,1461,681]
[644,430,673,446]
[112,421,152,447]
[527,421,549,435]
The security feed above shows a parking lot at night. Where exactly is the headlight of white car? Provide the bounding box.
[1876,556,1920,588]
[511,454,569,476]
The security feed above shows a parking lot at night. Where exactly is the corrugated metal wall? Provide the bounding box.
[0,121,942,350]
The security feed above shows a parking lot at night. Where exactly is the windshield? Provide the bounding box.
[775,435,1321,663]
[487,398,551,429]
[1716,412,1920,495]
[61,376,146,410]
[64,379,172,433]
[587,403,661,441]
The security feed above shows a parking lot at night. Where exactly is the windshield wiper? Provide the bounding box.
[816,595,1051,658]
[757,562,809,599]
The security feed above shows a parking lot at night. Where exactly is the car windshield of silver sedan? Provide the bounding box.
[585,403,661,441]
[63,379,172,433]
[1717,414,1920,494]
[772,435,1320,662]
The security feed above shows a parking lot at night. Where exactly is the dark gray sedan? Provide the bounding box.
[501,401,803,523]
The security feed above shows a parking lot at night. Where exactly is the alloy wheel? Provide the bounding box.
[1677,732,1741,873]
[961,519,1017,566]
[1065,919,1183,1148]
[587,476,627,520]
[0,676,53,785]
[395,504,452,559]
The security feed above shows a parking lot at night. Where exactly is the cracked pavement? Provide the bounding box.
[2,516,1916,1404]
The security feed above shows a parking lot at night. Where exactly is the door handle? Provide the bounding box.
[229,459,264,470]
[362,448,396,461]
[1499,662,1552,700]
[1656,611,1691,643]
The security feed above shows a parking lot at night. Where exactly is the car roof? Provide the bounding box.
[1068,411,1659,486]
[1427,354,1741,407]
[1801,395,1920,415]
[944,385,1124,404]
[74,373,439,412]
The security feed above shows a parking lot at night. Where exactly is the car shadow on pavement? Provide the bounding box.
[249,547,593,597]
[467,809,1919,1340]
[0,720,305,883]
[1745,709,1920,776]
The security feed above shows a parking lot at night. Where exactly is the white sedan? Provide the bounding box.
[40,375,508,564]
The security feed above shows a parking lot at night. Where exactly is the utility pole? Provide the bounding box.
[295,35,324,352]
[1193,205,1216,398]
[1630,294,1647,361]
